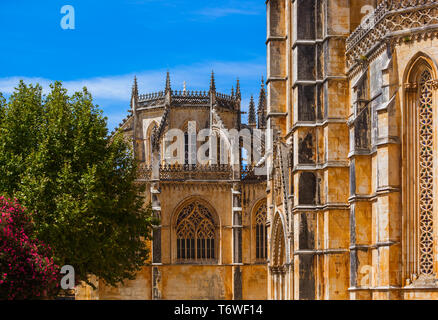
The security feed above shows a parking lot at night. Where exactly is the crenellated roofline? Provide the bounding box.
[111,72,268,136]
[137,90,238,105]
[134,72,240,110]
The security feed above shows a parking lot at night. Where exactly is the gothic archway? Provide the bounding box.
[403,54,438,285]
[253,200,268,262]
[270,213,287,300]
[146,121,159,164]
[173,199,218,264]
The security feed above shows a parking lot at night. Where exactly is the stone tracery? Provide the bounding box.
[346,1,438,69]
[176,201,216,261]
[418,70,434,276]
[255,202,268,260]
[405,60,437,283]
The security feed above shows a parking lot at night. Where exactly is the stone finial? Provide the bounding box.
[131,76,138,112]
[231,86,234,97]
[235,78,241,99]
[165,71,171,93]
[132,75,138,97]
[257,76,267,129]
[183,81,187,94]
[248,95,256,126]
[210,70,216,93]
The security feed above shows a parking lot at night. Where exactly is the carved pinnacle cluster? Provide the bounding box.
[210,71,216,93]
[257,76,267,129]
[248,95,256,126]
[132,76,138,98]
[165,71,171,93]
[235,79,241,99]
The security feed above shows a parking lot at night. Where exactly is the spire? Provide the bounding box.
[183,81,187,95]
[248,95,256,127]
[165,71,171,93]
[131,76,138,112]
[257,76,267,129]
[209,70,216,93]
[132,75,138,97]
[231,86,234,97]
[235,78,241,99]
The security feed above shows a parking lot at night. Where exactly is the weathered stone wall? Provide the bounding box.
[347,6,438,300]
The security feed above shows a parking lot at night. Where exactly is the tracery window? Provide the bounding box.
[417,69,434,276]
[405,58,437,282]
[182,122,197,165]
[255,202,267,260]
[184,131,189,164]
[147,122,159,164]
[176,201,216,262]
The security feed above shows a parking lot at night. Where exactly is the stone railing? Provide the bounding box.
[136,163,233,181]
[346,1,389,52]
[138,91,165,102]
[159,164,233,181]
[241,165,266,181]
[171,91,210,106]
[136,89,238,111]
[137,162,269,181]
[346,0,438,70]
[137,163,152,180]
[215,92,235,101]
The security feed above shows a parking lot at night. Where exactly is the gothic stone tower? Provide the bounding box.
[266,0,438,300]
[76,73,269,300]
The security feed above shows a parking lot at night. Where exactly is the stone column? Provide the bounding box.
[232,183,243,299]
[151,150,162,300]
[370,58,402,300]
[266,0,289,300]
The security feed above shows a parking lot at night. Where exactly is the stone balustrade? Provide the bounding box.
[136,163,233,181]
[346,0,438,70]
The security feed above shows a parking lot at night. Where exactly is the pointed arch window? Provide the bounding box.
[254,202,268,261]
[176,201,217,262]
[404,58,437,283]
[418,70,434,276]
[184,131,189,164]
[147,122,160,164]
[270,214,287,300]
[182,122,197,165]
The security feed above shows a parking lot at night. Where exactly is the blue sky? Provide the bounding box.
[0,0,266,130]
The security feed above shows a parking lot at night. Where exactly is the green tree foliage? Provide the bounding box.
[0,81,155,288]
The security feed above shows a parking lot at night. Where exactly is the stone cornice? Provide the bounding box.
[346,1,438,73]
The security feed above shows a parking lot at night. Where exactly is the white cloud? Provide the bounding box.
[0,61,266,131]
[0,61,265,101]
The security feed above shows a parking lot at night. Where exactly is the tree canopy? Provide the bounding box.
[0,81,154,288]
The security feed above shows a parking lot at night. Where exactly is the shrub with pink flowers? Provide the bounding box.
[0,196,60,299]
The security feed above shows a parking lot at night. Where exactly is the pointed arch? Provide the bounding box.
[404,52,438,85]
[271,212,286,267]
[252,198,268,261]
[181,120,200,165]
[172,197,219,264]
[146,121,159,164]
[270,211,288,300]
[403,52,438,283]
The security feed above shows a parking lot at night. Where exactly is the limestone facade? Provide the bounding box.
[266,0,438,300]
[77,0,438,300]
[77,73,269,300]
